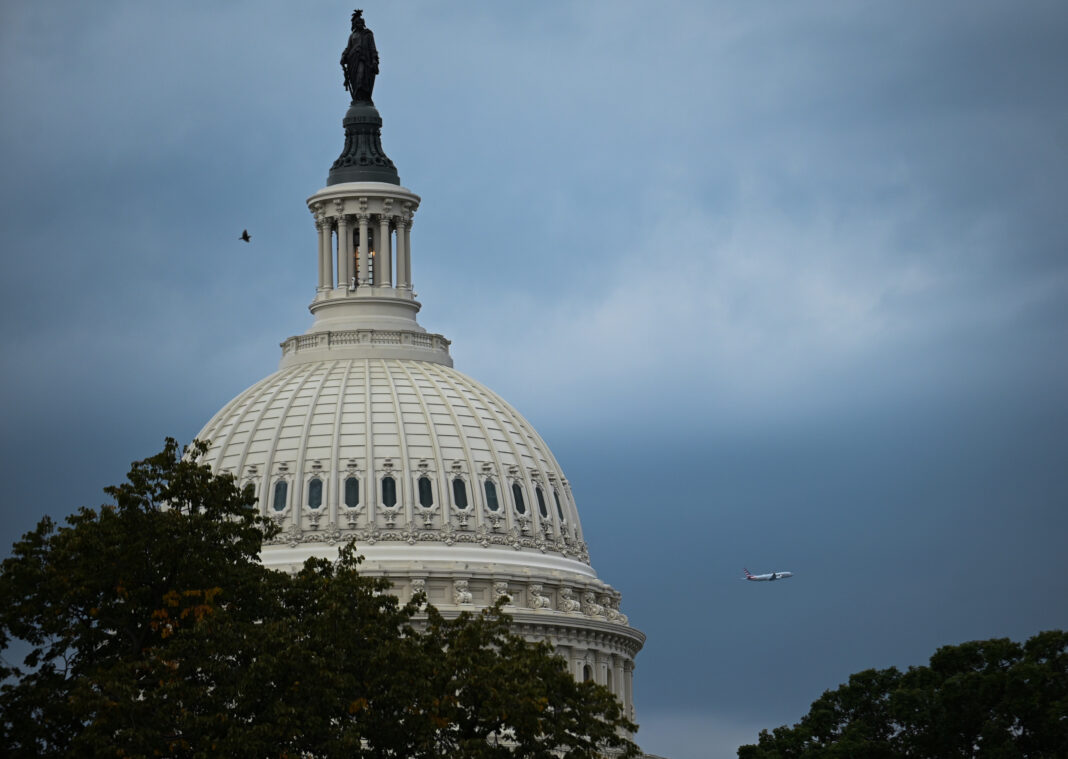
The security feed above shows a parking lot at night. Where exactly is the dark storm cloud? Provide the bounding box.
[2,3,1067,758]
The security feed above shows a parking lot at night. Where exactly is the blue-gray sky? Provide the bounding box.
[2,3,1067,757]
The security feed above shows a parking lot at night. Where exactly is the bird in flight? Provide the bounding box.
[743,568,794,582]
[239,230,251,242]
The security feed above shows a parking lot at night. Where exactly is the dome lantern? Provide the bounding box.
[291,13,448,368]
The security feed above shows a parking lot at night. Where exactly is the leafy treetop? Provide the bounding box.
[0,438,638,759]
[738,629,1067,759]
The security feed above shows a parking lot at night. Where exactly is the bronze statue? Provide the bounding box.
[328,9,399,185]
[341,9,379,102]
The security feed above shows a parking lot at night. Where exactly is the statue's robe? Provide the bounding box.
[342,28,378,101]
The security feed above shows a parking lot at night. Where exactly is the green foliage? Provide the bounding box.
[0,439,638,758]
[738,631,1068,759]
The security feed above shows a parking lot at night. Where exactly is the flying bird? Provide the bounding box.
[239,230,251,242]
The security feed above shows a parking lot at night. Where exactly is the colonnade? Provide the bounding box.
[560,647,636,720]
[315,211,412,294]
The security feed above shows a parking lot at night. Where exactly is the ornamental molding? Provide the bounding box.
[321,521,343,546]
[604,592,628,625]
[493,581,510,605]
[342,504,362,530]
[259,569,637,649]
[528,584,552,610]
[262,522,591,564]
[559,587,582,613]
[582,591,607,619]
[414,503,437,528]
[453,579,473,605]
[402,579,633,631]
[507,619,644,659]
[482,506,505,531]
[379,505,402,528]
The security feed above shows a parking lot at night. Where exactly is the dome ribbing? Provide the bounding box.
[197,357,589,566]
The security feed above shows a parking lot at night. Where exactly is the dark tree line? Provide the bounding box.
[0,439,638,759]
[738,629,1067,758]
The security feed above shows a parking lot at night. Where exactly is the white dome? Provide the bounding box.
[195,354,644,673]
[196,356,591,571]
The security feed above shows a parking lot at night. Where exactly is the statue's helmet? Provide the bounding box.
[351,9,364,28]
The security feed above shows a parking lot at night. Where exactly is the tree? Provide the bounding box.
[737,631,1067,759]
[0,439,638,758]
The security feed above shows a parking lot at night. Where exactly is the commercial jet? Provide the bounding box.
[743,568,793,582]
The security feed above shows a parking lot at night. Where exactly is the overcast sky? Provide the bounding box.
[2,2,1067,758]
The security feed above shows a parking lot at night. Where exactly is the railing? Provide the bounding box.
[281,329,451,356]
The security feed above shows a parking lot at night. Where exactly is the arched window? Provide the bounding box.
[344,476,359,508]
[535,486,548,518]
[553,488,564,521]
[452,478,468,509]
[418,476,434,508]
[484,480,499,511]
[272,480,288,512]
[307,478,323,509]
[512,483,526,514]
[381,475,397,507]
[607,668,613,693]
[583,664,593,682]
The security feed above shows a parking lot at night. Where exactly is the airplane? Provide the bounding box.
[743,567,793,582]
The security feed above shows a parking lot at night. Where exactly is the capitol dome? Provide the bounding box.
[194,12,644,725]
[198,355,594,574]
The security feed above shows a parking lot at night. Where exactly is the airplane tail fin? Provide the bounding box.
[743,568,753,579]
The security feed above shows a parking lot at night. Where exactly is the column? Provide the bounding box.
[402,217,412,291]
[623,660,635,720]
[596,651,608,686]
[395,216,409,290]
[344,215,356,289]
[357,214,370,287]
[376,215,392,287]
[336,215,351,290]
[316,218,331,290]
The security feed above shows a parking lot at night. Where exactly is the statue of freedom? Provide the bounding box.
[341,9,379,102]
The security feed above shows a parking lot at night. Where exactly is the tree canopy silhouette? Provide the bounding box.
[0,439,638,759]
[738,630,1067,759]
